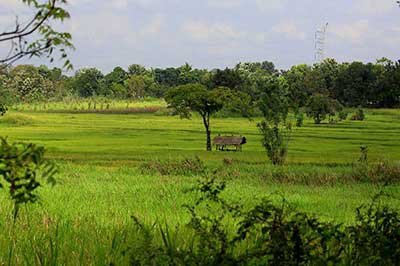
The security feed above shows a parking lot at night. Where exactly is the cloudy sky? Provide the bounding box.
[1,0,399,73]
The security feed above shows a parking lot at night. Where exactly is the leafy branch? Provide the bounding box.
[0,0,74,69]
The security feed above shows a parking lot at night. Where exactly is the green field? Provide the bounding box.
[0,108,400,264]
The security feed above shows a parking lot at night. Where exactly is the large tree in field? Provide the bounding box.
[165,84,250,151]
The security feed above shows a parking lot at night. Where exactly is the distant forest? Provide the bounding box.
[1,58,399,109]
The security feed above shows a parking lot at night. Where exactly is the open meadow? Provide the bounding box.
[0,106,400,264]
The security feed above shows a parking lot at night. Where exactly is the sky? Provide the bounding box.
[0,0,399,73]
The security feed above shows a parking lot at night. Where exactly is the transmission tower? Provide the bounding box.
[314,23,328,63]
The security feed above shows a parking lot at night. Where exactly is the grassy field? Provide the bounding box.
[0,107,400,264]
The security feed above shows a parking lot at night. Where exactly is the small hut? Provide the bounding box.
[213,135,247,152]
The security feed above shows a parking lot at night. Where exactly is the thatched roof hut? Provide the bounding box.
[213,136,247,151]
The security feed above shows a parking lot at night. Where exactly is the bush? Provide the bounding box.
[368,161,400,184]
[338,110,348,121]
[121,177,400,266]
[346,199,400,265]
[351,108,365,121]
[295,112,304,127]
[306,94,342,124]
[0,103,7,116]
[258,121,291,165]
[0,138,56,219]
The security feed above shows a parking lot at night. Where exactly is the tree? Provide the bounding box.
[306,94,342,124]
[154,68,180,88]
[334,62,376,107]
[103,67,128,96]
[128,64,148,76]
[374,59,400,107]
[125,75,146,100]
[8,64,52,102]
[256,75,289,124]
[211,68,243,92]
[284,64,313,111]
[0,68,13,113]
[72,68,104,98]
[177,63,205,85]
[0,0,73,69]
[255,75,291,165]
[166,84,249,151]
[261,60,278,75]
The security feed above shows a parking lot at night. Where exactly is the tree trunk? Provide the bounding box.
[202,113,212,151]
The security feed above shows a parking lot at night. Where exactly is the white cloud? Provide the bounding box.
[273,21,306,40]
[182,21,246,42]
[256,0,287,12]
[355,0,395,15]
[66,11,165,48]
[331,20,371,43]
[140,14,165,36]
[0,0,25,10]
[206,0,243,9]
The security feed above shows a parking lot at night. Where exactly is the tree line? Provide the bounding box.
[1,58,399,108]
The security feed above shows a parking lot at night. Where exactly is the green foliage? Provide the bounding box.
[295,112,304,127]
[256,75,289,124]
[124,177,400,266]
[255,75,291,165]
[0,103,7,116]
[346,197,400,265]
[338,110,349,121]
[284,64,313,110]
[5,65,59,102]
[351,108,365,121]
[258,121,292,165]
[72,68,104,98]
[102,67,127,97]
[124,74,158,100]
[306,93,342,124]
[0,138,56,219]
[211,67,244,91]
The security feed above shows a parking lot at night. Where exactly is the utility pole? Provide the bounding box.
[315,23,328,63]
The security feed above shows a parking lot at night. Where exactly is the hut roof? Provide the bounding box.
[213,136,246,145]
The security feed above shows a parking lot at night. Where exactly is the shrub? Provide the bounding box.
[306,94,342,124]
[0,138,56,219]
[351,108,365,121]
[121,177,400,265]
[0,103,7,116]
[345,198,400,265]
[338,110,348,121]
[368,161,400,184]
[258,121,291,165]
[295,112,304,127]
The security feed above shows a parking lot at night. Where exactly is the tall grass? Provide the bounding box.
[8,98,167,114]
